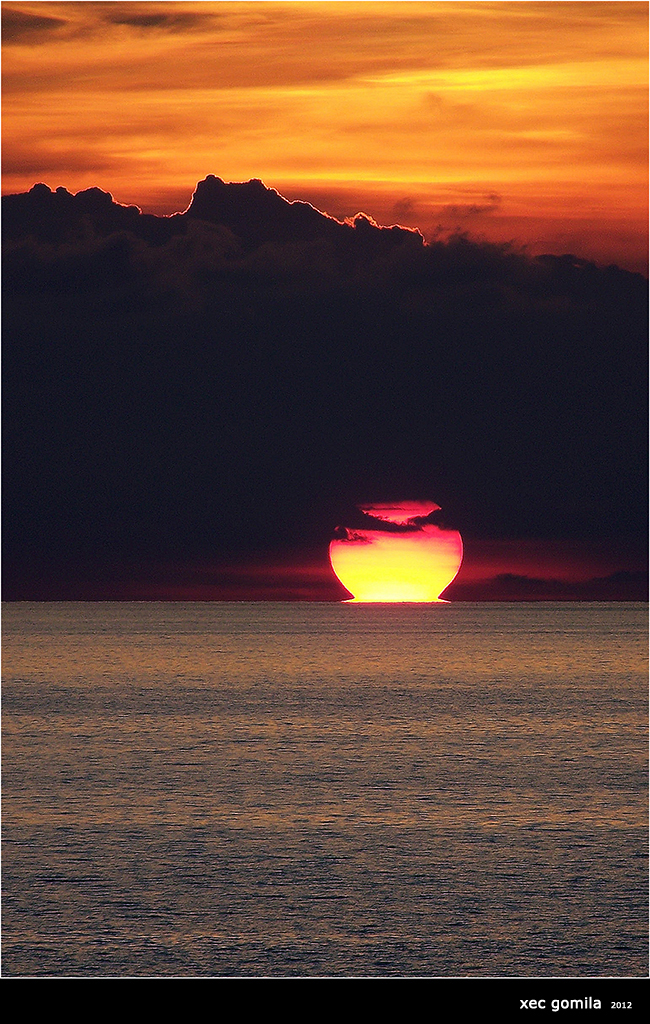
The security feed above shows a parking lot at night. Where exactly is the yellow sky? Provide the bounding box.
[2,1,648,269]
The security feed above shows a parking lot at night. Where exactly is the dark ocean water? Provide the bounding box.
[2,601,647,977]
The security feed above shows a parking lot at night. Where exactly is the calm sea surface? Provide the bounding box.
[2,601,647,977]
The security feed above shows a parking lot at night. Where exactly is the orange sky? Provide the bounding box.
[2,1,648,271]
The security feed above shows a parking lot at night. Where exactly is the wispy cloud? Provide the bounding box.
[2,5,67,44]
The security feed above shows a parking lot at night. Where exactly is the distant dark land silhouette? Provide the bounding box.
[3,177,647,599]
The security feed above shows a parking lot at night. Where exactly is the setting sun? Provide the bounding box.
[329,502,463,602]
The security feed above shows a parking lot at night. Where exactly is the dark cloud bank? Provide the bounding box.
[3,177,647,599]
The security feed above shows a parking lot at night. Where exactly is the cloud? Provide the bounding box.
[2,2,221,46]
[358,501,441,525]
[1,6,67,44]
[105,10,219,34]
[445,571,649,602]
[2,177,647,585]
[2,3,645,279]
[391,198,417,222]
[441,194,502,220]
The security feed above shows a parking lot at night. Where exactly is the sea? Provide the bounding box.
[2,601,647,979]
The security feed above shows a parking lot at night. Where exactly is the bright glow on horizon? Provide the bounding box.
[329,504,463,602]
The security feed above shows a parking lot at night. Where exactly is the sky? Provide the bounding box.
[2,1,648,272]
[2,2,648,601]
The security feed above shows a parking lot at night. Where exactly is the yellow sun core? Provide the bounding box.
[329,502,463,602]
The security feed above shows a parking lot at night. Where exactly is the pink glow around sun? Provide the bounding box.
[329,502,463,602]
